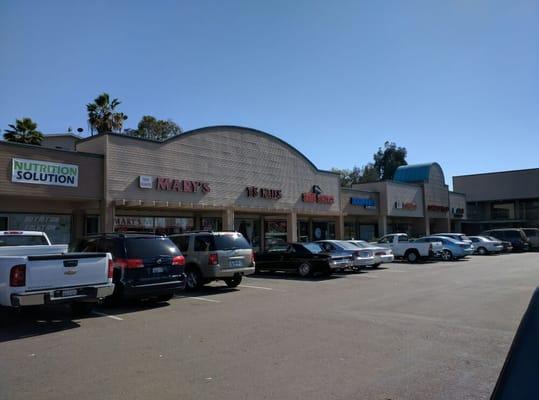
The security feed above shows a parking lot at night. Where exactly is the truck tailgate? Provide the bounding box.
[26,253,110,291]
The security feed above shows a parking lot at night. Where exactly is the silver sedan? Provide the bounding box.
[348,240,395,267]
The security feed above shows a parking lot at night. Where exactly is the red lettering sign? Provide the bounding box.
[155,176,210,194]
[246,186,282,200]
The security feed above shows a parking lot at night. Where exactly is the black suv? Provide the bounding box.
[72,233,186,303]
[482,229,531,252]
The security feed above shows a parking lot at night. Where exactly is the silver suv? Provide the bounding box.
[169,231,255,290]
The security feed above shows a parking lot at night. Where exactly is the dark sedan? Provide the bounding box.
[255,242,352,277]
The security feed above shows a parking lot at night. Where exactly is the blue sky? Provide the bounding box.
[1,0,538,184]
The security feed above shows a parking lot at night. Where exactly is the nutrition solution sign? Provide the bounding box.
[11,158,79,187]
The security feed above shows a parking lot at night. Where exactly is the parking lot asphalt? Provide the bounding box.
[1,253,538,400]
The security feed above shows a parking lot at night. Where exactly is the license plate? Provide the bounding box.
[62,289,78,297]
[230,259,243,268]
[153,267,165,274]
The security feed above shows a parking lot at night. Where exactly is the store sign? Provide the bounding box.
[394,201,417,210]
[246,186,282,200]
[350,197,376,208]
[428,204,449,212]
[452,207,465,217]
[302,185,335,204]
[139,175,153,189]
[11,158,78,187]
[138,175,210,193]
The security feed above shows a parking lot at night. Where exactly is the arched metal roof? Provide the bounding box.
[393,162,445,183]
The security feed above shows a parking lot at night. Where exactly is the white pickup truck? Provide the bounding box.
[0,231,114,314]
[372,233,442,263]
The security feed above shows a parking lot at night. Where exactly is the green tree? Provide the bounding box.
[373,141,407,180]
[3,118,44,145]
[358,163,379,183]
[86,93,128,135]
[126,115,182,141]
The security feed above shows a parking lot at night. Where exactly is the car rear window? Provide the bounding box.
[302,243,324,254]
[214,233,251,250]
[125,237,181,258]
[0,235,49,246]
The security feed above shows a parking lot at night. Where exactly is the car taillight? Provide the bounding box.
[108,259,114,278]
[115,258,144,269]
[208,253,219,266]
[10,264,26,287]
[172,255,185,266]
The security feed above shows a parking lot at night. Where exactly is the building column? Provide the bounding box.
[222,208,235,231]
[101,201,115,232]
[424,215,430,236]
[336,214,345,240]
[378,215,387,237]
[287,212,297,242]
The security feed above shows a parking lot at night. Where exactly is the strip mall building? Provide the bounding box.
[0,126,467,248]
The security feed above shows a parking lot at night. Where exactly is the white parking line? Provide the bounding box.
[239,284,273,291]
[92,311,124,321]
[176,296,221,303]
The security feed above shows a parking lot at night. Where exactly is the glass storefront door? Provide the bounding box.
[235,218,261,252]
[312,221,335,241]
[264,219,287,249]
[0,213,72,244]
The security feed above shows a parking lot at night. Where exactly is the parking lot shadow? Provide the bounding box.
[0,306,81,343]
[99,299,171,316]
[251,271,346,282]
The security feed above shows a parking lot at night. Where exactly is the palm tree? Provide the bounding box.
[86,93,128,135]
[4,118,44,145]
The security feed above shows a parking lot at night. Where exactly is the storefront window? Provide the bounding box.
[0,216,7,231]
[264,220,287,248]
[235,219,261,251]
[201,217,222,231]
[297,220,309,242]
[114,216,195,235]
[344,221,357,240]
[312,221,335,240]
[2,213,72,244]
[491,203,515,220]
[85,215,100,235]
[115,216,154,233]
[359,225,376,241]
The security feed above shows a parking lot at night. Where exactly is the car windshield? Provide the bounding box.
[334,241,361,251]
[350,241,369,248]
[125,237,181,258]
[0,235,49,246]
[214,233,251,250]
[302,243,325,253]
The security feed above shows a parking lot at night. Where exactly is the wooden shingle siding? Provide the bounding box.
[103,128,341,213]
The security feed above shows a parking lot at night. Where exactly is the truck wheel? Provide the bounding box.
[224,275,242,288]
[406,250,419,263]
[441,250,453,261]
[477,247,487,255]
[71,302,94,316]
[185,266,203,290]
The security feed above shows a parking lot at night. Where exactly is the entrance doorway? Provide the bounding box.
[235,218,261,252]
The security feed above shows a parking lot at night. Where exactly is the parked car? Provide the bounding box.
[317,240,376,269]
[432,233,473,248]
[255,242,352,277]
[0,231,114,314]
[72,233,186,303]
[521,228,539,250]
[169,231,254,290]
[485,236,513,252]
[347,240,394,267]
[373,234,442,263]
[482,229,531,252]
[468,236,504,255]
[415,236,474,261]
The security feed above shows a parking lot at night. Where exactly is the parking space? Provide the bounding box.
[1,253,539,400]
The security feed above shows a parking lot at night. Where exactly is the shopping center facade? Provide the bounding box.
[0,126,467,247]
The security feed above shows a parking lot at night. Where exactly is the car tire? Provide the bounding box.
[224,275,242,288]
[298,262,313,277]
[477,247,487,256]
[185,266,203,290]
[441,250,453,261]
[71,302,94,316]
[405,250,419,263]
